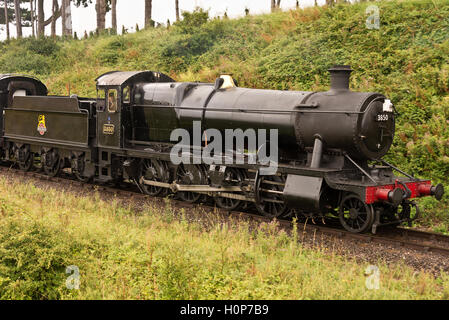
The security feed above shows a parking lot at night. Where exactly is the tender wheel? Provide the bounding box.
[339,194,374,233]
[17,147,34,172]
[175,164,206,203]
[255,174,288,218]
[214,168,245,211]
[139,159,169,197]
[42,150,62,177]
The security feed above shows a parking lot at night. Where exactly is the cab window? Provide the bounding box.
[108,89,118,113]
[123,86,130,104]
[97,89,106,99]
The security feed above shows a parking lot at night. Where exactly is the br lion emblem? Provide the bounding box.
[37,115,47,136]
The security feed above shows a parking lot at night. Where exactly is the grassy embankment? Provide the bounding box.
[1,177,449,299]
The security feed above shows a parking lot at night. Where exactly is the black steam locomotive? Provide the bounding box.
[0,67,443,233]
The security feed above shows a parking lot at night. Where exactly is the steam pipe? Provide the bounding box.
[310,136,324,169]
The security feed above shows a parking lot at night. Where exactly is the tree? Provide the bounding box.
[95,0,105,31]
[3,0,10,40]
[75,0,112,33]
[270,0,275,12]
[175,0,179,22]
[111,0,116,33]
[13,0,22,37]
[1,0,31,38]
[37,0,61,37]
[144,0,152,28]
[51,0,58,37]
[276,0,281,8]
[30,0,35,37]
[62,0,73,36]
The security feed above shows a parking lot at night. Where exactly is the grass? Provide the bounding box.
[1,176,449,300]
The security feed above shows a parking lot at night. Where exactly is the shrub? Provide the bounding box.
[175,8,209,33]
[0,219,74,299]
[23,37,60,56]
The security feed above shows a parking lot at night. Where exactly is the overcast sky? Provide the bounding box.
[0,0,330,40]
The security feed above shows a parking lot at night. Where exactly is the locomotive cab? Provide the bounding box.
[95,71,175,149]
[95,71,175,181]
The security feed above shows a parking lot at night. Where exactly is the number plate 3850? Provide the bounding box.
[376,113,390,122]
[103,124,115,135]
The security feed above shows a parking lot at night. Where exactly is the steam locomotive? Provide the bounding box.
[0,67,443,233]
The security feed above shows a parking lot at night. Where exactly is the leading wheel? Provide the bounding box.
[339,194,374,233]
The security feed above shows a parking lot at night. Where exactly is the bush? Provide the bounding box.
[175,7,209,33]
[94,36,127,65]
[0,219,74,299]
[0,51,51,75]
[23,37,60,56]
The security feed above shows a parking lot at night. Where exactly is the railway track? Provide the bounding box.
[1,165,449,257]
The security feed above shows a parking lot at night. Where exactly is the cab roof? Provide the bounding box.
[96,71,175,87]
[0,74,48,95]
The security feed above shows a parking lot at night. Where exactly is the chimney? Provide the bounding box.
[328,65,352,91]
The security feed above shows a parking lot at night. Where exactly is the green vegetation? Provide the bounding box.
[0,0,448,230]
[0,177,449,300]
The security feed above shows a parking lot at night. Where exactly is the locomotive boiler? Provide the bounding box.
[0,66,444,234]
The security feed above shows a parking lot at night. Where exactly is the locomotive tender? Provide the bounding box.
[0,67,444,233]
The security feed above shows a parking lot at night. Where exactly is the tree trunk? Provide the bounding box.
[65,0,72,35]
[62,0,72,36]
[144,0,152,28]
[13,0,22,38]
[51,0,57,37]
[37,0,44,36]
[175,0,179,22]
[96,0,105,32]
[111,0,117,33]
[30,0,35,37]
[4,0,10,40]
[34,0,37,33]
[270,0,275,12]
[37,0,61,37]
[276,0,281,8]
[61,0,66,35]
